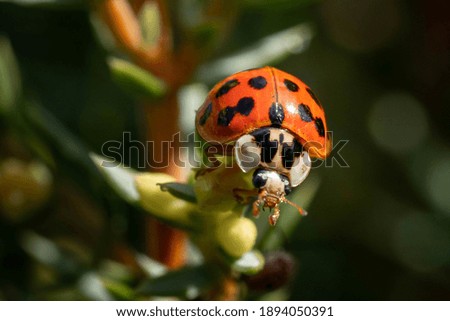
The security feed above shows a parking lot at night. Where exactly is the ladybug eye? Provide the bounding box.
[279,175,292,195]
[284,184,292,195]
[234,134,261,173]
[252,170,268,189]
[289,151,311,187]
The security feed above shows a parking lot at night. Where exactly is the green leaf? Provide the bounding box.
[242,0,322,10]
[136,265,217,299]
[20,231,83,276]
[24,102,98,176]
[158,182,197,203]
[78,272,114,301]
[97,260,136,284]
[90,153,140,204]
[138,1,161,48]
[231,250,265,275]
[0,36,21,115]
[90,12,117,52]
[135,253,168,278]
[259,288,290,301]
[103,279,135,300]
[196,23,314,84]
[107,57,167,99]
[2,0,85,9]
[190,22,221,50]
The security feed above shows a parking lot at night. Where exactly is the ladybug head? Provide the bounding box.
[250,168,308,225]
[252,169,291,197]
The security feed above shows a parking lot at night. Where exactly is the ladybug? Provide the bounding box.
[195,66,331,225]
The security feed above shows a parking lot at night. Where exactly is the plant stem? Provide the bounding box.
[143,93,186,268]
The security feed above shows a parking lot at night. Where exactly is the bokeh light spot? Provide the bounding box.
[425,156,450,214]
[178,83,209,133]
[321,0,402,52]
[393,211,450,272]
[369,93,428,154]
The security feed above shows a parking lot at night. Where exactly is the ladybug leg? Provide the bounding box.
[282,196,308,216]
[269,206,280,225]
[253,189,268,217]
[232,188,258,204]
[252,199,262,218]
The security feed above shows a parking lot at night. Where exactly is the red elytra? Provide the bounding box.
[195,66,331,159]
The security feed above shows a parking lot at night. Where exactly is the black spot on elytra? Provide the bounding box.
[199,102,212,126]
[248,76,267,90]
[315,117,325,137]
[306,87,322,107]
[215,79,240,98]
[298,103,313,122]
[269,102,285,127]
[252,128,278,163]
[284,79,299,92]
[279,133,284,144]
[299,103,325,137]
[217,97,255,126]
[281,139,303,170]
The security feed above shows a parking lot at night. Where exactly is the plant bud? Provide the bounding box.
[134,173,195,228]
[215,216,257,258]
[243,251,296,292]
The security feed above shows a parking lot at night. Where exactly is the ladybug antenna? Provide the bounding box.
[281,196,308,216]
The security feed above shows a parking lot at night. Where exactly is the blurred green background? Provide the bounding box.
[0,0,450,300]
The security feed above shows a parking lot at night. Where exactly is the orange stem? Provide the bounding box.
[99,2,237,287]
[101,0,142,51]
[143,93,186,268]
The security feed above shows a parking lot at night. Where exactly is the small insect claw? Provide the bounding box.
[252,199,261,217]
[282,196,308,216]
[268,206,280,225]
